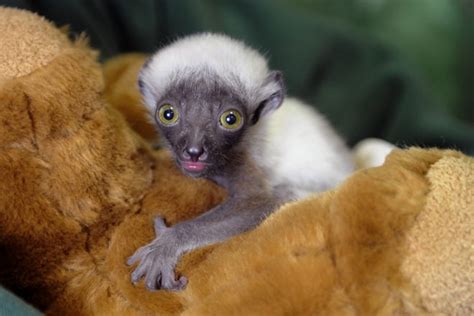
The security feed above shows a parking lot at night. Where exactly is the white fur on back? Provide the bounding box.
[258,98,355,199]
[353,138,396,169]
[140,33,271,110]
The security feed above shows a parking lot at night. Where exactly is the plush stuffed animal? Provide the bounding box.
[0,7,472,315]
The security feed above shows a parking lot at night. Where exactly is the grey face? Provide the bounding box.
[152,75,253,177]
[140,69,285,179]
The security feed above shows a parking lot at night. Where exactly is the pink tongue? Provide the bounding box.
[182,161,206,172]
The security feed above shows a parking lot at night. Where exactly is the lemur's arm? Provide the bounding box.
[127,164,279,291]
[128,195,276,290]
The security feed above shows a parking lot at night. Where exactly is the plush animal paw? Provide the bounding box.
[127,217,188,291]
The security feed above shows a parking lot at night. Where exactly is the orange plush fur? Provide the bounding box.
[0,7,472,315]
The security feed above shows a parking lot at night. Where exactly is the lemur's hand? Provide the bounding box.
[127,217,187,291]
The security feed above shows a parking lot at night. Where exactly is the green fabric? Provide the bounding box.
[2,0,473,154]
[0,286,41,316]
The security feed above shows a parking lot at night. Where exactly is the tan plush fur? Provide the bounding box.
[402,154,474,315]
[102,53,158,143]
[0,7,472,315]
[0,7,70,83]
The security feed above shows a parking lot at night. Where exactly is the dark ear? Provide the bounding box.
[137,76,146,96]
[252,71,285,124]
[137,57,153,96]
[137,57,160,111]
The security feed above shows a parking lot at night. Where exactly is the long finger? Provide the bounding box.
[131,260,149,284]
[144,259,162,291]
[160,265,183,290]
[127,246,152,266]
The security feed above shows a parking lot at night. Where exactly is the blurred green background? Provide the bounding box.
[3,0,474,153]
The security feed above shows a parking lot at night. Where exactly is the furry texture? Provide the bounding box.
[140,33,354,199]
[263,97,354,197]
[402,154,474,314]
[353,138,397,169]
[139,33,280,115]
[0,8,472,315]
[0,7,70,83]
[103,53,158,143]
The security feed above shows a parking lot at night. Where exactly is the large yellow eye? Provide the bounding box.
[219,110,243,129]
[157,104,179,125]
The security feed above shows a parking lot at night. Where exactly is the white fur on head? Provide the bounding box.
[139,33,279,111]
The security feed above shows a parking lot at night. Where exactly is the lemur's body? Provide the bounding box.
[128,33,354,290]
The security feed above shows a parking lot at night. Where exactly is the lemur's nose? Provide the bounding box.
[185,146,204,161]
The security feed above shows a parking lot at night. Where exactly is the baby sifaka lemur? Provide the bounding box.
[127,33,355,291]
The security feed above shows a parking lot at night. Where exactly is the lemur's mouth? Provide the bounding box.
[181,161,207,173]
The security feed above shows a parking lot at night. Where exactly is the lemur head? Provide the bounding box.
[138,33,285,177]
